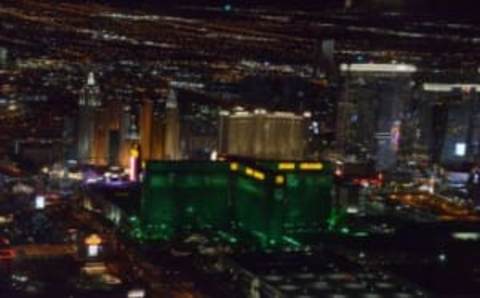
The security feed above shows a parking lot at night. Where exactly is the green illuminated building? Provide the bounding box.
[140,160,333,246]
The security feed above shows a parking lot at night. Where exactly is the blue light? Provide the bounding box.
[224,4,232,12]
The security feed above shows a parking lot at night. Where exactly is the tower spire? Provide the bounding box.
[87,72,96,86]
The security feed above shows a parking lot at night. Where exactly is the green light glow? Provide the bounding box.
[282,236,302,247]
[140,161,334,248]
[354,232,369,237]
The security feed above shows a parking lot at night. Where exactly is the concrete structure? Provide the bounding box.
[219,109,306,160]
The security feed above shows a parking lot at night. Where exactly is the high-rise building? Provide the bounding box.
[105,99,123,165]
[164,89,181,160]
[150,109,165,160]
[91,107,109,165]
[88,99,123,166]
[141,160,333,244]
[139,99,154,161]
[0,47,7,68]
[119,105,139,168]
[422,83,480,164]
[441,89,480,164]
[337,63,416,170]
[108,130,120,166]
[63,116,76,161]
[77,72,101,165]
[335,84,355,155]
[219,108,307,160]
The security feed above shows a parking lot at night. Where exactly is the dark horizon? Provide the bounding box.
[85,0,478,13]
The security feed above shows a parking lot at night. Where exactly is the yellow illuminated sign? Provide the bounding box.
[230,162,239,171]
[85,234,102,246]
[275,175,285,185]
[253,171,265,181]
[244,166,265,180]
[278,163,296,170]
[130,148,140,158]
[299,162,323,170]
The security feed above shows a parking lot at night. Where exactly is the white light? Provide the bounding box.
[438,253,447,262]
[86,178,98,184]
[35,195,45,210]
[88,244,99,257]
[232,111,250,116]
[340,63,417,73]
[455,143,466,157]
[346,206,359,214]
[0,215,13,224]
[68,172,83,180]
[219,110,230,116]
[452,232,480,241]
[210,150,218,161]
[87,72,96,86]
[423,83,480,92]
[128,289,146,298]
[82,262,107,275]
[254,108,267,115]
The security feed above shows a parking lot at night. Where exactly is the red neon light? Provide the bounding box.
[0,249,15,260]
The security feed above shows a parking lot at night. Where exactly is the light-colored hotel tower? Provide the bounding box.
[219,108,306,160]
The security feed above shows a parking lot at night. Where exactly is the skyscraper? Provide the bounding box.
[119,105,140,168]
[441,88,480,163]
[422,83,480,164]
[0,47,7,68]
[337,63,415,170]
[101,99,123,165]
[139,98,154,161]
[164,89,181,160]
[150,109,165,160]
[77,72,101,165]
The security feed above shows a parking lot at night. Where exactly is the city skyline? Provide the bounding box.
[1,1,480,297]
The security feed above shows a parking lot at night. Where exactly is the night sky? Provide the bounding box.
[67,0,478,22]
[87,0,477,12]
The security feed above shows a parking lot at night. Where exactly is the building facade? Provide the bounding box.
[219,109,307,160]
[337,65,415,170]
